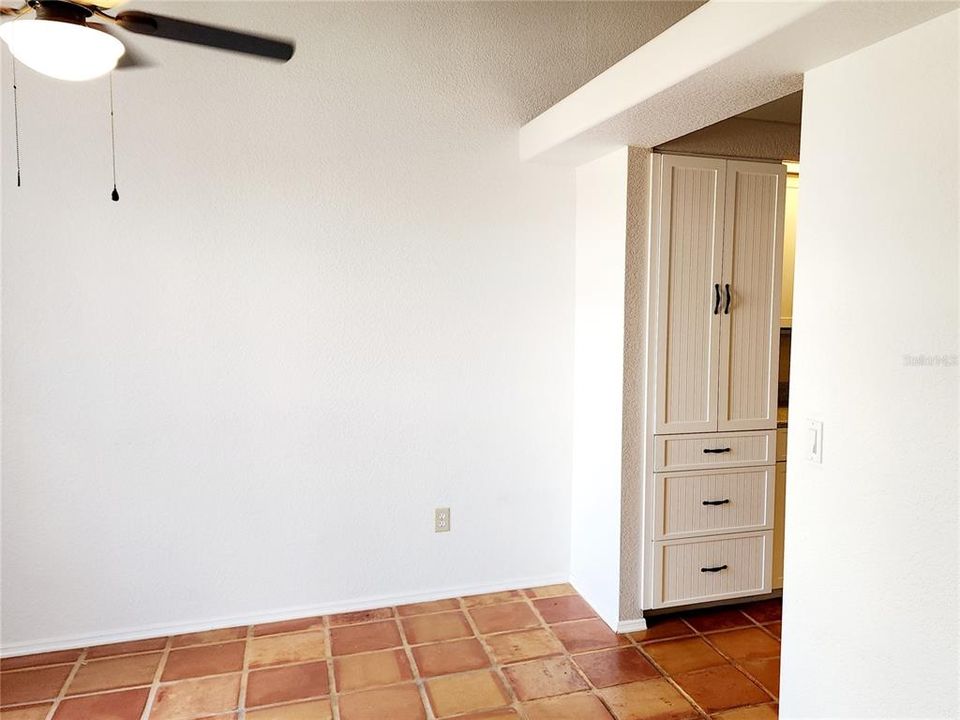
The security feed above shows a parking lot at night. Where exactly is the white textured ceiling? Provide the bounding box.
[104,1,703,125]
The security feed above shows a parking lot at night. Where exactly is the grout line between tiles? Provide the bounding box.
[41,647,87,720]
[392,608,437,720]
[138,635,172,720]
[458,594,526,719]
[324,614,341,720]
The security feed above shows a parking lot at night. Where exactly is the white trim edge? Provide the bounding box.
[616,618,648,633]
[1,573,568,658]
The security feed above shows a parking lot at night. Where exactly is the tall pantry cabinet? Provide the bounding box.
[643,154,785,610]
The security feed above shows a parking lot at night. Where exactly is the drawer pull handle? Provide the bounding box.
[703,447,732,454]
[702,499,730,506]
[700,564,728,573]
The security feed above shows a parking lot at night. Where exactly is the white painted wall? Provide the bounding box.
[782,10,959,718]
[569,147,628,628]
[0,1,699,654]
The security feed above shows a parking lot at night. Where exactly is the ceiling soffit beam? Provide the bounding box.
[520,0,959,165]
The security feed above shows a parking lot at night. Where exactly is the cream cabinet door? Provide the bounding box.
[717,161,785,431]
[654,155,726,435]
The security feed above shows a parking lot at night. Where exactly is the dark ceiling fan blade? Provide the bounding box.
[114,11,294,62]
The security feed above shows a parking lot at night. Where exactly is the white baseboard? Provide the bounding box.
[1,572,568,658]
[616,618,648,633]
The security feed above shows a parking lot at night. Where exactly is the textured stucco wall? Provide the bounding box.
[1,1,701,653]
[619,147,650,623]
[780,11,958,718]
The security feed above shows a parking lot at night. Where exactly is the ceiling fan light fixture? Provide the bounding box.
[0,19,125,81]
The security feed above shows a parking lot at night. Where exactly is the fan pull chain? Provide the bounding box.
[12,57,21,187]
[109,72,119,201]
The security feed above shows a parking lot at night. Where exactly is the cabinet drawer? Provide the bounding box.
[655,430,776,472]
[654,466,774,540]
[653,532,772,608]
[776,428,788,462]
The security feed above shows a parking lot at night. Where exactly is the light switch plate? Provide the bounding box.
[807,420,824,464]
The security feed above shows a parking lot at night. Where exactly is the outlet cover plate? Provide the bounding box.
[435,507,451,533]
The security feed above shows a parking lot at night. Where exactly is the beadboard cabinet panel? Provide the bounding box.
[718,160,785,431]
[654,531,773,608]
[654,155,726,435]
[655,466,775,540]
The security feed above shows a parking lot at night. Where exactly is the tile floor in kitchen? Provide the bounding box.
[0,584,781,720]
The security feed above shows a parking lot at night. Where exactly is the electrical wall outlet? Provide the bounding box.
[435,507,451,533]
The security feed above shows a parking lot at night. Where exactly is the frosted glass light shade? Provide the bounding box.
[0,19,125,81]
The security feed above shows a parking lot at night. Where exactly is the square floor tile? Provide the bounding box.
[252,617,324,637]
[741,600,782,624]
[552,619,624,653]
[573,648,659,688]
[67,652,161,695]
[0,665,73,706]
[401,612,473,645]
[705,629,780,661]
[739,658,780,697]
[469,603,540,635]
[337,683,425,720]
[85,639,167,659]
[533,596,596,624]
[53,688,149,720]
[162,642,245,681]
[642,637,727,675]
[246,661,329,708]
[713,704,779,720]
[150,674,241,720]
[245,699,333,720]
[0,704,53,720]
[1,651,81,672]
[681,608,752,633]
[171,627,246,648]
[329,608,395,627]
[501,656,588,701]
[522,692,614,720]
[412,638,489,677]
[248,631,327,668]
[334,649,412,693]
[330,621,402,656]
[672,665,770,713]
[462,591,524,608]
[627,618,694,644]
[484,628,564,665]
[523,584,576,599]
[425,670,509,718]
[396,599,460,617]
[763,623,781,639]
[599,679,700,720]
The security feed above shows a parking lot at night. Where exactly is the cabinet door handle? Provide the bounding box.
[713,283,721,314]
[701,564,728,573]
[702,499,730,506]
[703,447,731,454]
[724,283,731,314]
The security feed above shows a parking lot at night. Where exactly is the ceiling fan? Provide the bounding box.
[0,0,295,81]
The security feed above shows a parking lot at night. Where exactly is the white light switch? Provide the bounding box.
[807,420,823,464]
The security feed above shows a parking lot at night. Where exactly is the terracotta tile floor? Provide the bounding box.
[0,585,781,720]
